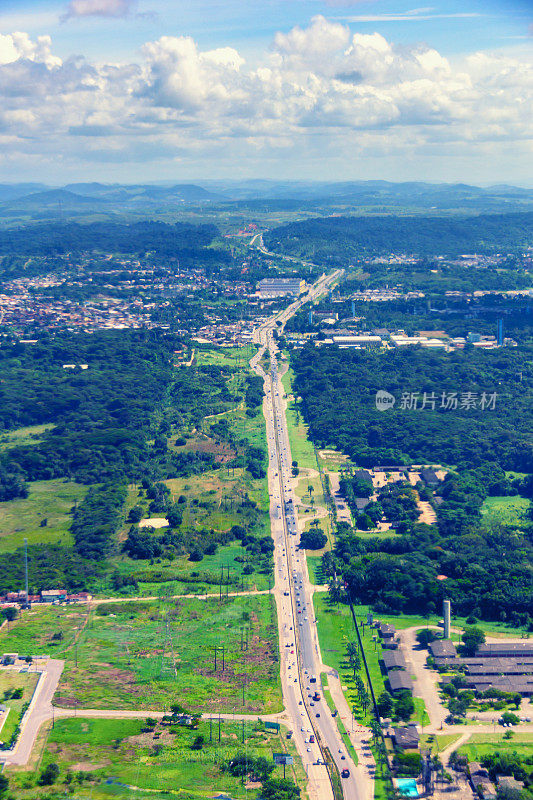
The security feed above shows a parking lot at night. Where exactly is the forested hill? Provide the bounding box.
[0,220,225,261]
[264,211,533,260]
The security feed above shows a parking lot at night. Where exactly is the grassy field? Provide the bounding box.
[7,716,306,800]
[0,479,87,554]
[107,462,272,597]
[481,494,530,523]
[313,594,430,727]
[458,731,533,761]
[0,596,282,714]
[420,733,462,755]
[0,424,54,452]
[0,671,39,747]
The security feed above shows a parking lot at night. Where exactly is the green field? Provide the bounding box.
[0,671,39,748]
[0,479,87,553]
[458,732,533,762]
[420,733,462,755]
[0,595,281,714]
[7,716,306,800]
[481,494,530,522]
[0,424,55,452]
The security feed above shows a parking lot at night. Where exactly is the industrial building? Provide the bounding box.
[256,278,306,297]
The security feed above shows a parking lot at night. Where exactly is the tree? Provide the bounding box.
[395,691,415,721]
[416,628,437,648]
[191,735,204,750]
[127,505,143,524]
[0,774,8,799]
[377,690,394,718]
[299,530,327,550]
[2,607,17,630]
[39,763,60,786]
[261,778,301,799]
[462,626,486,656]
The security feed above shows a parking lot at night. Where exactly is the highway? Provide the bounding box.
[251,269,369,800]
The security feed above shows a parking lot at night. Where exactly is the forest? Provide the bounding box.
[290,343,533,471]
[327,514,533,621]
[0,221,228,264]
[264,212,533,260]
[0,331,177,484]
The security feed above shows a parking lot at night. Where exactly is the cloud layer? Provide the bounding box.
[62,0,136,20]
[0,16,531,178]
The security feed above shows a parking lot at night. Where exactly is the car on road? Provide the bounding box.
[341,769,350,778]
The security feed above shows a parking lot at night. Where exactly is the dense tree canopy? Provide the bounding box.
[291,343,533,471]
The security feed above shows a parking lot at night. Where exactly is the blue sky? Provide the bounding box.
[0,0,531,184]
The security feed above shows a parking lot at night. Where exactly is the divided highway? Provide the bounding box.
[252,270,369,800]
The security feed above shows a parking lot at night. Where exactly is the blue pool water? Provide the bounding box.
[395,778,419,797]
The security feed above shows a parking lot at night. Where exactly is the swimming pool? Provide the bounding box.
[395,778,420,797]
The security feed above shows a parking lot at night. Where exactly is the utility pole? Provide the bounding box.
[24,537,29,608]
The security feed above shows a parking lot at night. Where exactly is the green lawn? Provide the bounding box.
[0,671,39,748]
[458,732,533,762]
[0,596,282,714]
[420,733,462,755]
[7,716,306,800]
[0,479,87,553]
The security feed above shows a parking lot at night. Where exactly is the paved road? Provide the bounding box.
[251,269,372,800]
[1,659,64,766]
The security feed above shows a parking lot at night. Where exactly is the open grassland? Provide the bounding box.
[195,346,245,369]
[481,494,530,523]
[0,424,55,452]
[420,733,462,755]
[0,479,87,553]
[7,716,306,800]
[108,464,272,596]
[0,671,39,747]
[0,596,282,714]
[458,731,533,761]
[104,541,272,598]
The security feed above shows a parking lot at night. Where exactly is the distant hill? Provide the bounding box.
[198,179,533,209]
[0,180,531,218]
[1,189,111,212]
[63,183,224,202]
[264,211,533,258]
[0,183,50,203]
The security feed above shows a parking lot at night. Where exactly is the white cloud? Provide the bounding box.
[62,0,136,20]
[0,17,531,180]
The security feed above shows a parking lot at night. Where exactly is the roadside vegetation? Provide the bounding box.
[6,716,304,800]
[0,595,281,714]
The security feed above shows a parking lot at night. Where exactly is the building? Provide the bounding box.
[420,469,440,487]
[477,642,533,658]
[40,589,67,603]
[393,724,420,750]
[257,278,305,297]
[429,640,457,659]
[382,651,407,671]
[468,763,497,799]
[388,671,413,694]
[329,334,383,349]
